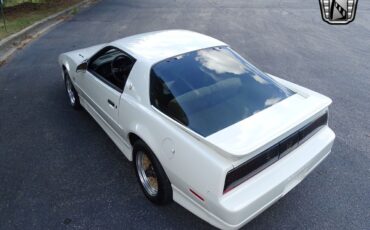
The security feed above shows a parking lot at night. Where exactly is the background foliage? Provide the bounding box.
[3,0,47,7]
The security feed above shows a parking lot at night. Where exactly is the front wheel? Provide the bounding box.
[133,140,172,205]
[64,70,80,109]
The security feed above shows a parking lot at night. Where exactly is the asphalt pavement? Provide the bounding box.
[0,0,369,229]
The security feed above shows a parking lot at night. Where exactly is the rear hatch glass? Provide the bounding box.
[150,46,293,136]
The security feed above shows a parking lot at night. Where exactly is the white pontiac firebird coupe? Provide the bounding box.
[59,30,335,229]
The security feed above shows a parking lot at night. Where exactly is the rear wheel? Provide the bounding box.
[133,140,172,205]
[64,70,80,109]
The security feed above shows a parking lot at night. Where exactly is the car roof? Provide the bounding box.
[109,30,226,65]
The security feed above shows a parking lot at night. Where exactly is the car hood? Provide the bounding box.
[62,44,106,64]
[203,75,332,159]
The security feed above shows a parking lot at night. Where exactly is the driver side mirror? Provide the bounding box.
[76,60,88,72]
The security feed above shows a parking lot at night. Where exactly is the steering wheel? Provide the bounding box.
[111,55,130,81]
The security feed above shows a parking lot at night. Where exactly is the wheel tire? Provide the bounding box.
[64,70,80,109]
[133,140,172,205]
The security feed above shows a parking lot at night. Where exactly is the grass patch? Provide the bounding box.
[71,7,79,15]
[0,0,82,40]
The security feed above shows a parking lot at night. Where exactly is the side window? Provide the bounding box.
[88,47,135,91]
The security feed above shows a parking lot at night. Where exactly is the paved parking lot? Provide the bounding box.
[0,0,369,229]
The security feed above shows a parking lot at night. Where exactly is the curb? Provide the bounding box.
[0,0,96,66]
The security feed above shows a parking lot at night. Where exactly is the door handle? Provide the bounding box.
[107,99,117,108]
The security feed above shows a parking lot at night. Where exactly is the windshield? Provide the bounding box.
[150,46,293,136]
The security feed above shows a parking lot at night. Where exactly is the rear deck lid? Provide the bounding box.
[205,93,331,158]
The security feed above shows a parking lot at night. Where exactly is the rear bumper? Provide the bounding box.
[174,126,335,229]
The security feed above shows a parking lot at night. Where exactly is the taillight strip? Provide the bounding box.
[223,112,328,194]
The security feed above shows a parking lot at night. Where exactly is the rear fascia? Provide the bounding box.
[224,112,328,193]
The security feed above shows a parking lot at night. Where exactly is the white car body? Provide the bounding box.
[59,30,335,229]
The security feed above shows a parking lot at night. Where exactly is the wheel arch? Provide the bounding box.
[62,65,68,80]
[128,132,142,147]
[59,54,73,80]
[127,125,163,165]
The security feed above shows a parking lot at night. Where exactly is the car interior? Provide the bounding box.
[89,48,135,90]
